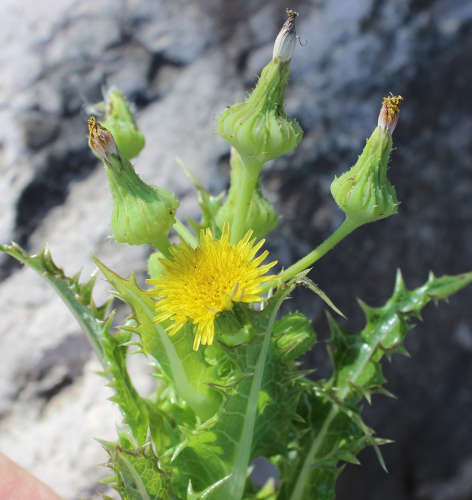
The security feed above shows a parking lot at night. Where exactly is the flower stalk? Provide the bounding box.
[229,157,262,244]
[273,217,360,286]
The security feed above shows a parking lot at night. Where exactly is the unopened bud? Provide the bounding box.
[217,9,303,166]
[273,312,316,362]
[88,116,179,253]
[272,9,298,63]
[330,96,403,226]
[101,89,145,160]
[88,116,118,161]
[378,94,403,134]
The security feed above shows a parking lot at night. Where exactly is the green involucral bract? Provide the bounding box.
[217,58,302,168]
[105,155,179,253]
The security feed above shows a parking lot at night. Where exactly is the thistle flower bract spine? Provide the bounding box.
[147,223,277,351]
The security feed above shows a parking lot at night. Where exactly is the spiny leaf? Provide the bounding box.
[0,242,111,364]
[279,270,472,500]
[101,326,151,445]
[104,443,175,500]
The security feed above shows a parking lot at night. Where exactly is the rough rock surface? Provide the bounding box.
[0,0,471,499]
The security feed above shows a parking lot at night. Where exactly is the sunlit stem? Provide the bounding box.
[173,219,198,248]
[231,156,262,244]
[264,217,360,292]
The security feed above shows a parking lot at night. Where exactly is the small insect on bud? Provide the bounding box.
[378,94,403,134]
[88,116,118,161]
[272,9,298,63]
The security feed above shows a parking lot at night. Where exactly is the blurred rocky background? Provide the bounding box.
[0,0,471,498]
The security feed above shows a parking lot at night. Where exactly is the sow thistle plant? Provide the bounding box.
[2,10,471,500]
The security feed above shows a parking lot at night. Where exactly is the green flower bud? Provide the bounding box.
[214,307,252,347]
[88,117,178,253]
[101,89,145,160]
[330,95,402,226]
[217,10,303,167]
[273,312,317,362]
[216,149,279,238]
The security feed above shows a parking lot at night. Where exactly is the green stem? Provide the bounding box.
[230,157,262,244]
[289,407,337,500]
[173,219,198,248]
[228,309,273,499]
[225,287,291,500]
[276,217,360,284]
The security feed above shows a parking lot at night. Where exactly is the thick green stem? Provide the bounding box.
[271,217,360,289]
[230,157,262,244]
[173,218,198,248]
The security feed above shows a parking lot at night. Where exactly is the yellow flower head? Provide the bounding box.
[147,224,277,351]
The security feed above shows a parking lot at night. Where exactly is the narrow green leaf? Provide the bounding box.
[0,242,110,365]
[296,275,346,319]
[101,327,151,445]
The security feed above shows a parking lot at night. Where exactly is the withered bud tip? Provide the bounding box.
[88,115,118,160]
[272,9,299,63]
[378,94,403,134]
